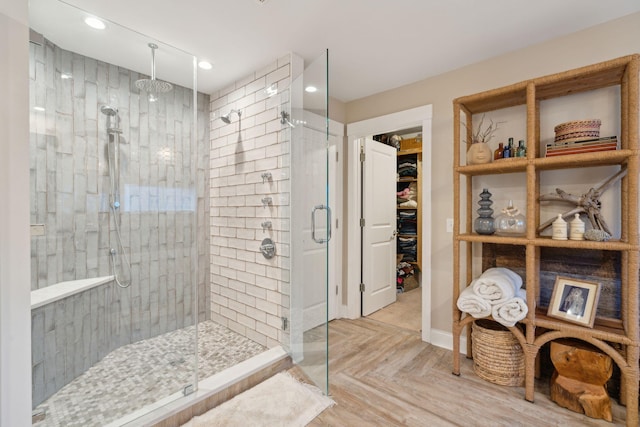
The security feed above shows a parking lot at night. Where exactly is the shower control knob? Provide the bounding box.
[260,238,276,259]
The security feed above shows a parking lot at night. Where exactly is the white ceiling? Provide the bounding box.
[29,0,640,103]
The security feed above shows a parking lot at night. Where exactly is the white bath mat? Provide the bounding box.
[182,372,334,427]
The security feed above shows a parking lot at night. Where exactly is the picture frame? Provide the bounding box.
[547,276,601,328]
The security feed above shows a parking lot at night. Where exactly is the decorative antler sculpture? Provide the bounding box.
[537,166,627,235]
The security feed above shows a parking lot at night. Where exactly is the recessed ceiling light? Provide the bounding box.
[305,85,318,93]
[33,106,45,112]
[84,16,106,30]
[198,61,213,70]
[61,73,73,80]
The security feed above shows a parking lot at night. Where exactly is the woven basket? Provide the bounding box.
[472,319,525,386]
[553,119,601,143]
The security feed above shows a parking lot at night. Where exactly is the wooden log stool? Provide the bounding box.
[549,340,613,421]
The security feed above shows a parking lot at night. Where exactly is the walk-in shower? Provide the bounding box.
[101,105,131,288]
[28,0,329,424]
[29,23,212,421]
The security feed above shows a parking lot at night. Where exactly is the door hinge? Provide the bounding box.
[336,285,339,295]
[360,151,365,162]
[336,151,339,162]
[281,316,288,331]
[336,218,339,229]
[359,283,365,292]
[360,218,365,227]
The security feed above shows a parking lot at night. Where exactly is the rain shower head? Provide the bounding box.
[220,109,241,124]
[135,43,173,96]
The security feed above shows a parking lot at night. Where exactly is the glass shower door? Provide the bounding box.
[290,50,330,393]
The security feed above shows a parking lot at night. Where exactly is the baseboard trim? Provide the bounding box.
[430,328,468,356]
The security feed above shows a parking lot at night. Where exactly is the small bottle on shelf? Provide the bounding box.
[494,143,504,160]
[503,138,513,158]
[516,140,526,157]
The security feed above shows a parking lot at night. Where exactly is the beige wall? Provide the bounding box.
[345,12,640,332]
[329,96,347,124]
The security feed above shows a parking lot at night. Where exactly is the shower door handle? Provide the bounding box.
[311,204,332,244]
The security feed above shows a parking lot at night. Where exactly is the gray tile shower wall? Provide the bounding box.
[209,54,292,350]
[29,39,210,407]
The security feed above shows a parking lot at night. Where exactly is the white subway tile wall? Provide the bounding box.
[209,54,292,349]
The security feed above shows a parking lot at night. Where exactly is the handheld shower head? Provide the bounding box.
[100,105,118,116]
[101,105,122,134]
[220,109,241,124]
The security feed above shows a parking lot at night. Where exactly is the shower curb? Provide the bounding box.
[112,347,291,427]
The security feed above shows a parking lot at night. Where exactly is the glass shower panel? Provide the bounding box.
[290,50,330,393]
[29,2,205,425]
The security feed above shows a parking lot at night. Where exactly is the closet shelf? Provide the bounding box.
[398,148,422,155]
[396,147,422,274]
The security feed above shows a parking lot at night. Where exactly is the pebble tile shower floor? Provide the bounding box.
[33,320,266,426]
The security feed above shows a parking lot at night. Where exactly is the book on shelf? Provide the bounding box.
[548,135,617,147]
[546,142,618,152]
[546,145,618,157]
[545,136,618,157]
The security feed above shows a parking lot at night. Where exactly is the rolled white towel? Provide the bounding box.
[492,288,528,327]
[457,286,492,318]
[471,267,523,305]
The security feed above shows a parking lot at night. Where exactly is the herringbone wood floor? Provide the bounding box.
[305,318,625,426]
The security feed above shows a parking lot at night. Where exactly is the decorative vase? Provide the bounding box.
[494,200,526,237]
[467,141,493,165]
[474,188,495,235]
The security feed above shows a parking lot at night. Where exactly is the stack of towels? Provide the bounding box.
[456,267,528,327]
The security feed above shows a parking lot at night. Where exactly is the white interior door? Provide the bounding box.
[362,138,397,316]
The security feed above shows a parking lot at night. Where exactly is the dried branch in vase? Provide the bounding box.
[463,114,504,144]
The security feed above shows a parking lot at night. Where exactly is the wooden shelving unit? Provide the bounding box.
[452,55,639,426]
